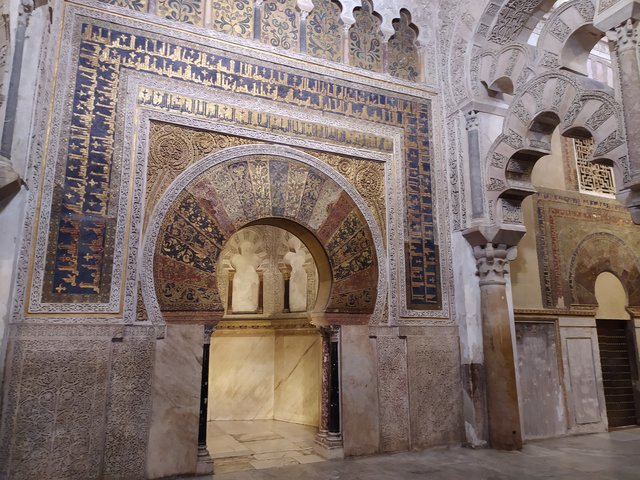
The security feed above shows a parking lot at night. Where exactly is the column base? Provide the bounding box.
[314,432,344,459]
[196,445,214,475]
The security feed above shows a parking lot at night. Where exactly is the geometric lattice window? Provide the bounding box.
[574,138,616,197]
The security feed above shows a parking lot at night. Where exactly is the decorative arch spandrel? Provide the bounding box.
[143,145,385,325]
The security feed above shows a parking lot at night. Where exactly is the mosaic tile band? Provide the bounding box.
[44,19,440,309]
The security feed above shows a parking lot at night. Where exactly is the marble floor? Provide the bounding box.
[206,419,325,473]
[198,427,640,479]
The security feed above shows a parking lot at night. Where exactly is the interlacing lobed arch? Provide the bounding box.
[441,0,634,227]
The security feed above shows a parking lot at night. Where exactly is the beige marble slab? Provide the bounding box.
[341,325,380,456]
[146,324,202,479]
[209,334,275,420]
[274,333,321,426]
[242,438,299,454]
[208,434,252,458]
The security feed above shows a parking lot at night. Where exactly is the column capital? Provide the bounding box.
[594,0,640,33]
[473,243,514,286]
[463,225,522,286]
[465,110,480,131]
[613,18,639,52]
[203,324,215,344]
[297,0,314,16]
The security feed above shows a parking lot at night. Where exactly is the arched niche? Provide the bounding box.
[141,144,385,326]
[216,223,319,315]
[595,271,630,320]
[568,232,640,307]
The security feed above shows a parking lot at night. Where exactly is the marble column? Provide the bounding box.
[612,19,640,223]
[316,327,330,441]
[257,270,264,314]
[473,243,522,450]
[315,326,343,458]
[196,325,215,475]
[281,265,291,313]
[226,270,234,313]
[594,4,640,223]
[466,110,485,219]
[328,326,341,440]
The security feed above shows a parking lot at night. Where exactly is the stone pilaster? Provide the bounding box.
[595,4,640,223]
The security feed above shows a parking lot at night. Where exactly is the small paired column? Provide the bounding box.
[196,325,215,475]
[280,265,291,313]
[315,325,343,458]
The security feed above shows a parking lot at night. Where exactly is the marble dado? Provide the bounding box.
[147,324,202,479]
[341,325,463,456]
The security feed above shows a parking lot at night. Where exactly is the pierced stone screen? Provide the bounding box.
[574,138,615,197]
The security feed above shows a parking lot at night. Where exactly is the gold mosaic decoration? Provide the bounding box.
[138,89,393,153]
[307,0,343,63]
[388,11,420,82]
[310,150,386,241]
[348,0,384,72]
[98,0,149,10]
[41,20,438,309]
[156,0,204,25]
[261,0,299,51]
[146,123,386,242]
[146,122,257,229]
[211,0,254,38]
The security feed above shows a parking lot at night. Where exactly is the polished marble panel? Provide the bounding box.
[274,334,321,426]
[340,325,380,456]
[209,334,275,421]
[146,324,202,479]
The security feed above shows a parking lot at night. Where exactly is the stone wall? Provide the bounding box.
[0,324,155,480]
[341,325,463,456]
[0,1,457,477]
[515,321,567,440]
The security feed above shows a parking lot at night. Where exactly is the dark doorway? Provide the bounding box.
[596,320,639,428]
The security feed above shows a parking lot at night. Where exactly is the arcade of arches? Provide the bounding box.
[0,0,640,478]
